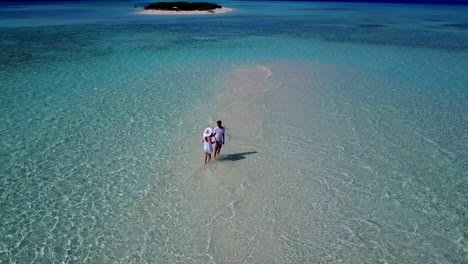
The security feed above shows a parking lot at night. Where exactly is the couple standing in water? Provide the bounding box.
[203,120,225,163]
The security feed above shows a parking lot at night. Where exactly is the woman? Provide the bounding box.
[202,127,214,164]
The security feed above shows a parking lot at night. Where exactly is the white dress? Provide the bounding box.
[203,138,213,154]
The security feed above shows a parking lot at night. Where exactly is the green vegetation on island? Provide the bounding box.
[144,2,222,11]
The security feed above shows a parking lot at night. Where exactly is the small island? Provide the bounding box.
[138,1,233,15]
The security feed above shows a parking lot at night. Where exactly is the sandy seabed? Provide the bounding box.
[138,7,233,15]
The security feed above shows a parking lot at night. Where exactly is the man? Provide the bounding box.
[213,120,225,158]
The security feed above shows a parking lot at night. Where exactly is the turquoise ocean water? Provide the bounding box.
[1,1,468,263]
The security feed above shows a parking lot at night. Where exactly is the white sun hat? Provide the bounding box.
[203,127,213,137]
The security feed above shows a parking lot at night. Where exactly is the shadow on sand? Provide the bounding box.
[217,151,258,161]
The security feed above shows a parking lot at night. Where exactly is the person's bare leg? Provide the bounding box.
[216,145,222,157]
[214,145,219,158]
[205,153,208,164]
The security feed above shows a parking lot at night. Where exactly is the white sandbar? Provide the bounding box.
[137,7,233,15]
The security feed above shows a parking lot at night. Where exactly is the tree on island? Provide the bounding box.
[144,2,222,11]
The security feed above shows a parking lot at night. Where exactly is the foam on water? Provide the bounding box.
[1,1,467,263]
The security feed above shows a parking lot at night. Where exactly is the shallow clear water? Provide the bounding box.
[1,1,467,263]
